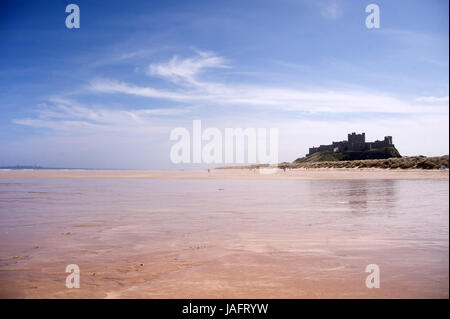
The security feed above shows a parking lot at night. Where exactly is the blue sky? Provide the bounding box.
[0,0,448,169]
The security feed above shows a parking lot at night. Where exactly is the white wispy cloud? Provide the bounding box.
[13,98,188,133]
[87,49,159,68]
[318,0,342,19]
[89,52,448,115]
[148,50,228,85]
[415,96,449,103]
[379,28,445,48]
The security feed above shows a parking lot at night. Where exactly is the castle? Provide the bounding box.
[307,133,394,157]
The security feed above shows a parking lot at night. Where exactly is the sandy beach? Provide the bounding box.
[0,169,448,298]
[0,168,448,180]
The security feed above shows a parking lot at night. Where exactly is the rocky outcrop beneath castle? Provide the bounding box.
[288,155,448,170]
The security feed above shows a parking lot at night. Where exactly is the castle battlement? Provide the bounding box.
[307,133,394,157]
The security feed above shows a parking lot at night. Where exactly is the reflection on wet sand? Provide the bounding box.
[0,172,448,298]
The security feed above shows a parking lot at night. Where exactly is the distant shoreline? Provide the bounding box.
[0,166,136,171]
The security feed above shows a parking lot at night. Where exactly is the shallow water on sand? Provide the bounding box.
[0,177,448,298]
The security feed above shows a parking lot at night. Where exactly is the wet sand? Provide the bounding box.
[0,169,448,298]
[0,168,448,180]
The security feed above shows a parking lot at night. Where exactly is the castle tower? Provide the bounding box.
[384,136,393,145]
[348,132,365,144]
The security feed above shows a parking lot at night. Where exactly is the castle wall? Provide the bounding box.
[306,133,394,156]
[370,136,394,149]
